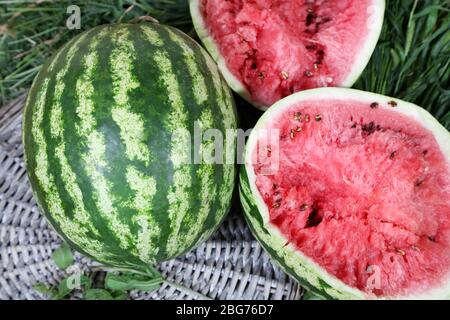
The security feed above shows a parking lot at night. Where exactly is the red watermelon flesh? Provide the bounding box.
[198,0,383,108]
[252,98,450,297]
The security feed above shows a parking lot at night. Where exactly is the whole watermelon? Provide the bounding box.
[22,22,237,270]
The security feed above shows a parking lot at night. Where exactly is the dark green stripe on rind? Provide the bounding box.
[163,26,235,251]
[42,26,140,267]
[23,22,237,269]
[194,39,238,245]
[131,23,174,261]
[25,30,115,264]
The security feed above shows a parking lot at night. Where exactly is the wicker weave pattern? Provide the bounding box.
[0,95,302,300]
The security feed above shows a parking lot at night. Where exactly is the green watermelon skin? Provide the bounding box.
[23,23,237,270]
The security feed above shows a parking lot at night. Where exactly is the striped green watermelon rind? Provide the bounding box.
[23,22,237,271]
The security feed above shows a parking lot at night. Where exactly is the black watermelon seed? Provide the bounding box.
[388,101,398,107]
[306,11,316,26]
[300,204,309,211]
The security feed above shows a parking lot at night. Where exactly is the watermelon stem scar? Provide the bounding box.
[240,88,450,299]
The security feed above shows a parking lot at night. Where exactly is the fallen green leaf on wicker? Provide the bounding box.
[84,289,127,300]
[34,273,92,300]
[105,270,164,292]
[52,243,74,270]
[34,243,166,300]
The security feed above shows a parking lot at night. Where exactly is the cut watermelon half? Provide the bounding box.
[190,0,385,110]
[240,88,450,299]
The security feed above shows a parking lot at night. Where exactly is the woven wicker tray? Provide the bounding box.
[0,94,303,300]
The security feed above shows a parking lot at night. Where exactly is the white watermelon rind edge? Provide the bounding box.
[189,0,260,108]
[341,0,386,87]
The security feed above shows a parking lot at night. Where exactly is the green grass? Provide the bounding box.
[0,0,192,105]
[0,0,449,130]
[354,0,450,129]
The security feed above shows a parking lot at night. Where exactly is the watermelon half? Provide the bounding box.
[23,22,237,270]
[240,88,450,299]
[190,0,385,110]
